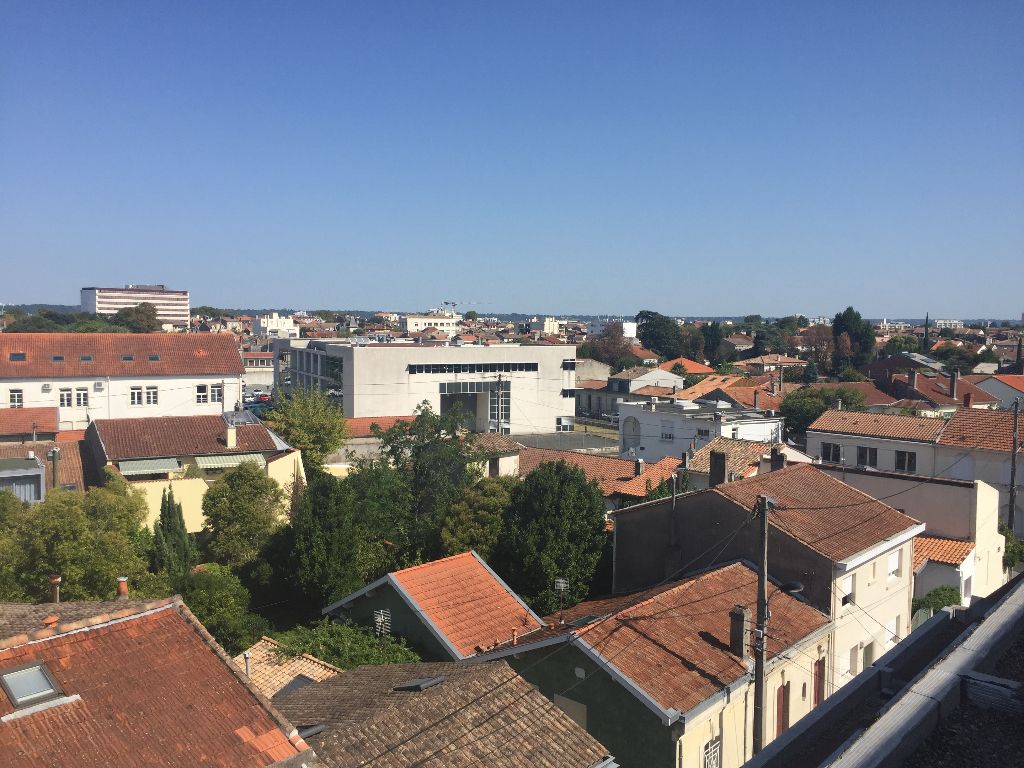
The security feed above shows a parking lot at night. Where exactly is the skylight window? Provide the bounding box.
[1,664,61,709]
[148,354,160,361]
[121,355,135,362]
[51,355,65,362]
[80,355,93,362]
[8,352,26,362]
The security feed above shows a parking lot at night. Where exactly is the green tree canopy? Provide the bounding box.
[264,387,348,469]
[464,310,478,321]
[832,306,877,368]
[635,310,684,358]
[273,618,420,669]
[180,563,269,655]
[202,462,284,568]
[151,486,196,584]
[779,387,868,441]
[912,585,962,615]
[701,322,727,365]
[884,335,921,357]
[494,461,607,615]
[583,321,634,366]
[110,302,162,333]
[440,476,517,560]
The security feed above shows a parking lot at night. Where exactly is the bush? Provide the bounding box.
[273,618,420,668]
[912,585,962,615]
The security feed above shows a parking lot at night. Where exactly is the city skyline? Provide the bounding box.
[3,3,1022,316]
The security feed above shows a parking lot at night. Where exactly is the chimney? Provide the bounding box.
[243,651,251,677]
[836,398,843,411]
[680,452,689,469]
[771,379,779,396]
[753,389,760,409]
[48,574,61,604]
[634,458,645,477]
[949,369,959,399]
[49,446,60,490]
[709,451,727,488]
[964,391,973,408]
[42,615,58,629]
[729,605,751,661]
[116,576,129,600]
[770,447,786,472]
[909,369,918,390]
[225,423,237,449]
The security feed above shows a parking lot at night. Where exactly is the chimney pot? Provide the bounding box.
[225,423,237,449]
[770,447,786,472]
[753,389,760,409]
[729,605,752,661]
[964,391,973,408]
[48,574,61,604]
[42,615,58,628]
[909,369,918,390]
[709,451,727,488]
[949,370,959,399]
[116,576,129,600]
[634,458,645,477]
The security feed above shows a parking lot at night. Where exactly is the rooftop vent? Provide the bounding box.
[393,675,445,692]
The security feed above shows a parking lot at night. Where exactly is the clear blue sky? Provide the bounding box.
[2,2,1022,318]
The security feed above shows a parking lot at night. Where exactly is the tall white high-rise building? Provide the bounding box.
[81,285,190,326]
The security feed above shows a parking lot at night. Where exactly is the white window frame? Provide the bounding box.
[210,383,223,403]
[840,574,855,607]
[59,389,72,408]
[895,450,916,473]
[702,736,722,768]
[887,550,901,580]
[821,442,841,463]
[9,389,23,409]
[196,385,209,404]
[145,386,158,405]
[75,388,89,407]
[130,387,143,406]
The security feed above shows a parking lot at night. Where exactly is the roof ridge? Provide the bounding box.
[393,550,476,576]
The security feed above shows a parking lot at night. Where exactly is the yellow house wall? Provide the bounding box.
[131,478,210,532]
[971,481,1007,599]
[267,450,306,492]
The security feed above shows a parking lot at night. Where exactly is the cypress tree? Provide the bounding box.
[151,486,194,583]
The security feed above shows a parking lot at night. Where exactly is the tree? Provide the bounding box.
[832,306,876,368]
[884,335,921,357]
[440,476,516,560]
[680,325,706,362]
[273,618,419,668]
[743,315,764,325]
[700,323,726,365]
[264,387,347,470]
[635,310,683,359]
[150,487,195,583]
[801,359,819,383]
[494,461,606,614]
[751,331,768,357]
[837,366,868,382]
[464,310,478,322]
[588,321,633,366]
[110,302,162,333]
[912,586,962,614]
[202,462,284,568]
[180,563,269,655]
[779,387,868,441]
[931,345,979,374]
[1001,523,1024,571]
[805,325,834,374]
[376,403,481,561]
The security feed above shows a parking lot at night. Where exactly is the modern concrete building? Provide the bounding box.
[400,311,463,334]
[81,284,190,327]
[279,340,577,434]
[253,312,299,339]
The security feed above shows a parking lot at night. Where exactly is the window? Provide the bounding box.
[373,608,392,637]
[856,446,877,467]
[895,450,917,472]
[9,352,26,362]
[813,657,826,705]
[885,616,900,647]
[79,355,93,362]
[848,645,860,676]
[840,574,855,607]
[887,550,901,580]
[0,663,62,709]
[702,736,722,768]
[130,387,143,406]
[661,420,674,442]
[51,355,64,362]
[697,428,710,438]
[121,354,135,362]
[145,386,158,405]
[776,682,791,737]
[196,385,209,404]
[210,384,223,403]
[9,389,23,409]
[148,354,160,362]
[75,388,88,407]
[59,389,72,408]
[556,417,574,432]
[821,442,841,463]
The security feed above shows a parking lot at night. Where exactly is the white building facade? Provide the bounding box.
[0,334,244,430]
[400,312,463,334]
[81,285,190,327]
[281,340,576,434]
[254,312,299,339]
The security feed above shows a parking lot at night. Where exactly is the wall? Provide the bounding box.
[339,582,455,661]
[266,450,305,494]
[975,377,1024,409]
[6,374,243,430]
[935,444,1017,534]
[805,431,938,475]
[131,477,210,531]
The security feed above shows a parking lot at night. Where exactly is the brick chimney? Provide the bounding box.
[225,423,237,449]
[770,447,786,472]
[908,369,918,390]
[634,459,645,477]
[709,451,727,488]
[729,605,751,661]
[49,574,61,604]
[116,576,129,601]
[753,389,760,409]
[964,391,973,408]
[949,370,959,399]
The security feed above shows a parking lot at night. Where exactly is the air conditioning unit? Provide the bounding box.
[94,381,105,391]
[41,383,52,392]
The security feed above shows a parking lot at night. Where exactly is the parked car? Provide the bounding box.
[257,393,272,403]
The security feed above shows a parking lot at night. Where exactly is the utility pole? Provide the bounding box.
[1009,397,1021,535]
[752,494,769,755]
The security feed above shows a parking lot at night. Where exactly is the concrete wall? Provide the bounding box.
[131,477,210,531]
[935,444,1017,534]
[805,431,938,475]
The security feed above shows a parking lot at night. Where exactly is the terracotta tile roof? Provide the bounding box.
[993,375,1024,394]
[573,562,827,715]
[935,408,1021,452]
[892,372,997,406]
[704,386,783,411]
[670,375,748,400]
[0,599,306,767]
[274,661,610,768]
[630,346,660,360]
[391,552,544,657]
[632,384,678,397]
[712,464,921,562]
[518,447,681,498]
[345,415,417,439]
[90,415,278,460]
[234,636,341,699]
[726,334,754,345]
[0,333,244,378]
[808,409,946,443]
[687,437,778,477]
[610,365,661,380]
[912,536,975,572]
[469,432,522,456]
[0,406,58,436]
[743,354,804,366]
[658,356,715,374]
[0,597,172,641]
[805,381,899,407]
[0,440,87,490]
[575,378,608,390]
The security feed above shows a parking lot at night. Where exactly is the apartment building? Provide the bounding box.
[253,312,299,339]
[241,351,275,390]
[279,339,576,434]
[400,311,463,334]
[81,284,190,326]
[0,334,244,430]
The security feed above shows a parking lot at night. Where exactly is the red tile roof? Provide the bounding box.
[0,406,58,435]
[517,447,681,499]
[742,354,804,366]
[234,636,341,699]
[0,440,87,490]
[935,408,1021,452]
[892,372,997,406]
[0,333,244,378]
[345,415,417,439]
[712,464,921,562]
[687,437,778,477]
[805,381,899,407]
[391,552,545,657]
[0,599,305,767]
[573,562,827,715]
[91,415,278,460]
[993,375,1024,394]
[912,536,975,572]
[809,409,947,443]
[575,379,608,390]
[658,356,715,374]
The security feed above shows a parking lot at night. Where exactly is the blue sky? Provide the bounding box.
[2,2,1022,318]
